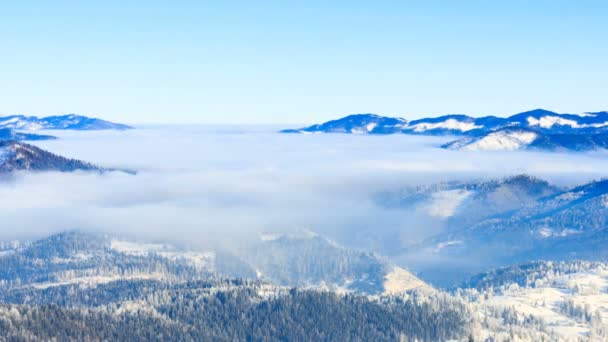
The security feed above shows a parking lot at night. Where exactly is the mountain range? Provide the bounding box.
[1,230,606,340]
[374,174,608,286]
[0,229,425,296]
[282,109,608,151]
[245,231,430,295]
[0,230,470,341]
[282,109,608,136]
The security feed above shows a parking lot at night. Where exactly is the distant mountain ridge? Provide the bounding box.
[282,109,608,136]
[0,114,133,130]
[281,114,408,134]
[282,109,608,151]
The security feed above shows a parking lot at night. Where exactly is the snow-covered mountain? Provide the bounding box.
[0,230,428,296]
[443,127,608,151]
[242,231,431,295]
[0,140,121,174]
[0,231,215,290]
[280,113,408,134]
[0,231,466,342]
[460,261,608,340]
[402,114,490,135]
[442,127,541,151]
[281,108,608,137]
[377,174,560,233]
[0,114,133,131]
[416,177,608,285]
[3,231,607,340]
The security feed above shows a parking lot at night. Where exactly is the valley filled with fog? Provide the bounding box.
[4,125,608,340]
[8,126,608,277]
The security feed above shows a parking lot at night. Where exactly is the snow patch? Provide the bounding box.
[408,119,482,132]
[459,130,538,151]
[555,191,585,202]
[536,228,580,238]
[527,115,608,129]
[423,189,472,218]
[434,240,463,252]
[527,116,581,129]
[476,265,608,339]
[383,267,432,295]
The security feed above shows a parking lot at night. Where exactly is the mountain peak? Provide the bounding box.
[512,108,559,117]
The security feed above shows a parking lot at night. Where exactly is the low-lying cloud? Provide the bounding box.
[2,126,608,255]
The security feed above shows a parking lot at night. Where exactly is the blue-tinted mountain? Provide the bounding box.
[0,141,126,174]
[0,128,56,141]
[0,114,133,130]
[402,114,503,136]
[377,174,560,233]
[418,178,608,283]
[281,108,608,137]
[280,114,407,134]
[443,127,608,151]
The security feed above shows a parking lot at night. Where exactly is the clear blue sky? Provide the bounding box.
[0,0,606,124]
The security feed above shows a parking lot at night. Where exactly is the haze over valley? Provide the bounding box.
[2,116,608,340]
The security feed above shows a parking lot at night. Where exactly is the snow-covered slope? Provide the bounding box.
[280,114,407,134]
[243,231,432,295]
[377,174,559,231]
[443,127,608,151]
[0,114,133,131]
[0,141,104,173]
[0,231,216,290]
[0,140,119,173]
[402,114,496,135]
[416,177,608,285]
[461,261,608,340]
[442,128,540,151]
[0,230,431,296]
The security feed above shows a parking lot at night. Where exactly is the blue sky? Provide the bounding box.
[0,1,606,124]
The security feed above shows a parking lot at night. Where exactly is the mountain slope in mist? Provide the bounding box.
[244,231,430,295]
[1,232,598,341]
[414,178,608,285]
[378,174,559,233]
[0,231,215,290]
[0,230,427,296]
[0,141,133,174]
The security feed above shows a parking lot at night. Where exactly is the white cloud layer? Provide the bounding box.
[2,126,608,251]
